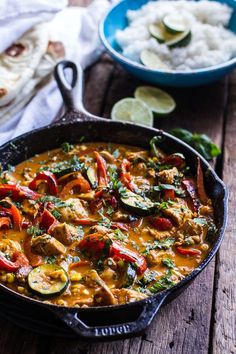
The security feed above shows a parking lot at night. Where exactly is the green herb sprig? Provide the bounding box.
[171,128,221,160]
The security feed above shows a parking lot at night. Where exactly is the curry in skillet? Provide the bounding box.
[0,138,216,307]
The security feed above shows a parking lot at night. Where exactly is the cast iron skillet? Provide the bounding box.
[0,60,228,341]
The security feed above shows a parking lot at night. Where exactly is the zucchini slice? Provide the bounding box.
[86,166,98,189]
[120,189,155,216]
[28,264,69,298]
[54,165,82,179]
[163,14,187,34]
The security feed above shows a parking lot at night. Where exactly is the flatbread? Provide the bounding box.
[0,24,48,107]
[0,40,65,124]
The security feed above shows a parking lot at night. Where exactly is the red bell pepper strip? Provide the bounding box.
[10,203,22,231]
[196,157,208,205]
[151,217,173,231]
[94,189,104,199]
[0,217,11,229]
[24,236,43,267]
[94,151,108,187]
[79,233,110,254]
[74,219,97,226]
[0,184,39,201]
[111,222,129,232]
[59,176,90,199]
[110,242,147,275]
[69,260,90,270]
[0,251,29,272]
[40,209,58,232]
[120,159,135,192]
[0,200,22,231]
[0,252,19,271]
[182,178,200,211]
[78,233,147,275]
[176,246,201,256]
[13,251,30,268]
[163,153,185,169]
[29,171,58,195]
[163,189,175,200]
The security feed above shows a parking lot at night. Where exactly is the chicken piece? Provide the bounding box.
[50,223,78,245]
[100,150,115,163]
[199,204,214,218]
[146,250,160,266]
[143,227,173,241]
[84,270,117,305]
[158,167,179,185]
[112,210,130,222]
[125,150,149,161]
[89,225,110,235]
[175,219,204,245]
[163,198,193,226]
[111,288,147,304]
[31,234,66,256]
[77,191,95,201]
[55,198,88,222]
[182,219,203,236]
[146,250,173,266]
[21,199,39,218]
[133,176,150,190]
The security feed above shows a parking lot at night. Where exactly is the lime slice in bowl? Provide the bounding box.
[111,98,153,127]
[135,86,176,115]
[149,22,191,48]
[149,23,167,43]
[140,49,170,70]
[163,14,187,34]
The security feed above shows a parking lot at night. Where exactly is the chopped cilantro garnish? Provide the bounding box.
[27,226,43,237]
[61,142,74,153]
[143,238,175,255]
[149,270,175,293]
[162,257,175,269]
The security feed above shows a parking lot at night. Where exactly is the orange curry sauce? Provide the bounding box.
[0,142,216,307]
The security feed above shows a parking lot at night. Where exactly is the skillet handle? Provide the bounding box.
[54,60,81,112]
[50,291,169,340]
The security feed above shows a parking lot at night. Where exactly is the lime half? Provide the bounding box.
[140,49,170,71]
[111,98,153,127]
[135,86,176,115]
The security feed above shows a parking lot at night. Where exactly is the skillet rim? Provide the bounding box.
[0,118,228,313]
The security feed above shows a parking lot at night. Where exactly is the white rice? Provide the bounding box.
[115,0,236,71]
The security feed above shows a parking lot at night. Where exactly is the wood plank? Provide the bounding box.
[211,71,236,354]
[0,317,38,354]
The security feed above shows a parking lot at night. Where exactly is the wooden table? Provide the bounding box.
[1,4,235,354]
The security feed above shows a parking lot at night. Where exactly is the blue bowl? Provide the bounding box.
[99,0,236,87]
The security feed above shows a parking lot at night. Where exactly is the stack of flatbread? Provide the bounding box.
[0,24,65,124]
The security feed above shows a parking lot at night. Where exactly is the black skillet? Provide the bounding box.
[0,60,228,341]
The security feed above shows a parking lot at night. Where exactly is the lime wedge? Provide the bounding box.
[140,49,170,70]
[163,14,187,34]
[111,98,153,126]
[134,86,176,115]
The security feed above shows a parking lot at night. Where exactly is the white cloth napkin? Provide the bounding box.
[0,0,110,145]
